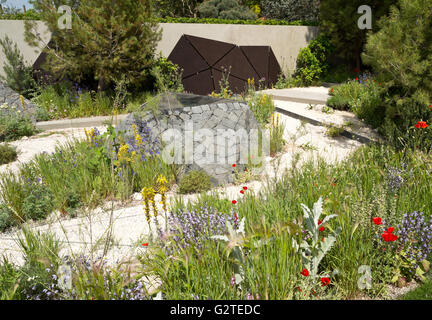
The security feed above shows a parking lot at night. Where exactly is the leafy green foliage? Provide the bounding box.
[261,0,319,22]
[153,0,204,18]
[363,0,432,150]
[0,35,37,98]
[0,143,17,165]
[198,0,257,20]
[178,170,211,194]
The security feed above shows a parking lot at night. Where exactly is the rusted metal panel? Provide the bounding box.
[168,34,281,95]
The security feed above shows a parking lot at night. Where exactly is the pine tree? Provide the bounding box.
[24,0,162,92]
[362,0,432,150]
[0,35,36,97]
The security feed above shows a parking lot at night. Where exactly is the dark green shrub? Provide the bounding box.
[198,0,257,20]
[294,47,321,86]
[294,35,334,86]
[178,170,212,194]
[363,0,432,150]
[261,0,319,22]
[0,144,18,165]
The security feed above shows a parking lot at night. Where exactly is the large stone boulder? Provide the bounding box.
[117,92,262,185]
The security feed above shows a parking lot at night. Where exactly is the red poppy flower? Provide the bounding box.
[321,277,331,286]
[382,227,398,242]
[356,77,359,81]
[372,217,382,225]
[382,232,398,242]
[415,121,428,128]
[318,220,322,225]
[240,190,245,194]
[232,200,237,204]
[232,164,236,167]
[142,243,149,247]
[243,186,248,190]
[319,226,325,232]
[300,269,309,277]
[330,88,334,93]
[429,105,432,110]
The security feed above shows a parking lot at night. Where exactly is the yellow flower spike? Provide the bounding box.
[132,124,138,136]
[20,95,26,110]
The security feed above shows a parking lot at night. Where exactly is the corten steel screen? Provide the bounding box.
[168,34,282,95]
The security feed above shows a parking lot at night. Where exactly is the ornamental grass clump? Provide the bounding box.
[0,143,18,165]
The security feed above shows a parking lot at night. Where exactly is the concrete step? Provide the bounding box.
[273,100,382,144]
[36,114,128,130]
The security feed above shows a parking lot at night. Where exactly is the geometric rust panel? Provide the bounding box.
[168,34,282,95]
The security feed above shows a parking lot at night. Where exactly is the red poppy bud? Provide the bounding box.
[240,190,244,194]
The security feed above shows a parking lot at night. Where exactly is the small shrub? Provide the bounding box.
[247,93,275,127]
[294,35,334,86]
[21,180,55,221]
[0,107,37,142]
[327,75,386,128]
[0,144,18,165]
[0,204,15,232]
[178,170,212,194]
[151,56,184,93]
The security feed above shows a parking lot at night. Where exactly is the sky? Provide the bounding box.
[3,0,33,10]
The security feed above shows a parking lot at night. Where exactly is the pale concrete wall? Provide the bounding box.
[157,23,319,74]
[0,20,318,78]
[0,20,51,78]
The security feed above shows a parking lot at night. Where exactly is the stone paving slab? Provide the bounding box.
[36,114,128,130]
